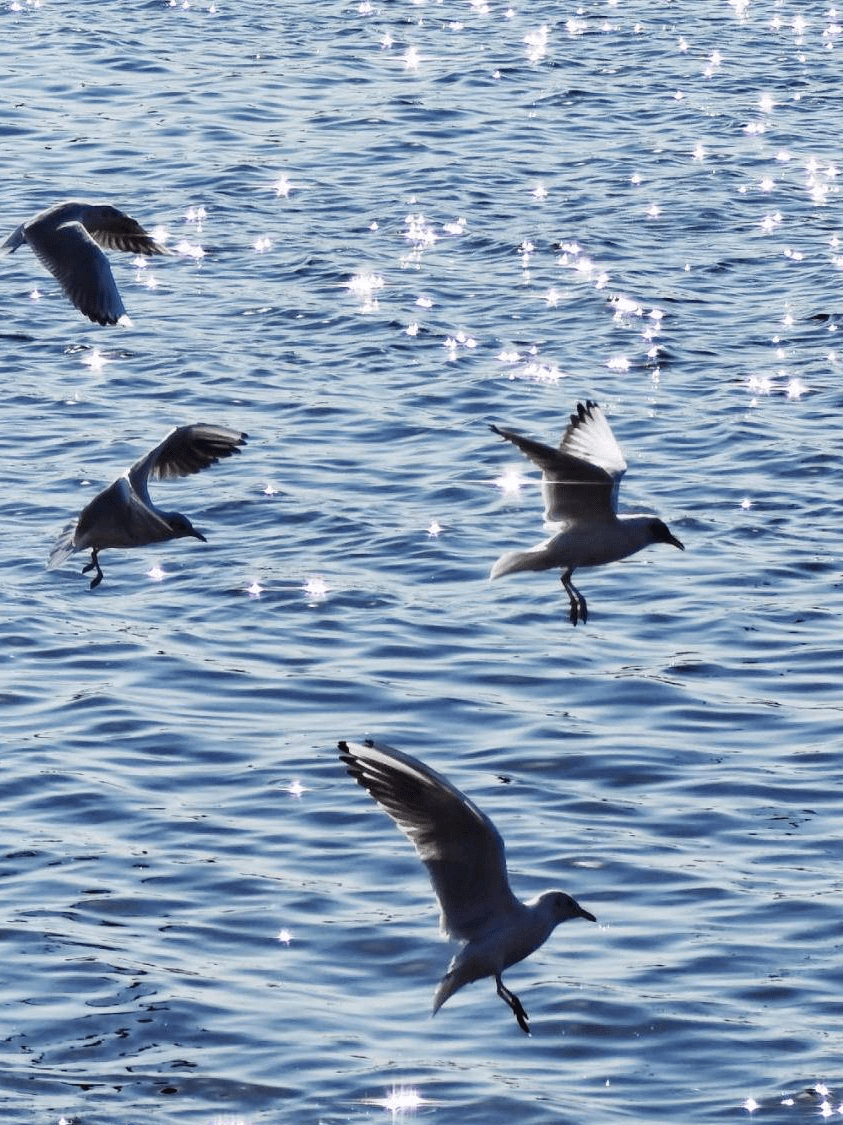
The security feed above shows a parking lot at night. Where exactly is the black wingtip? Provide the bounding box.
[571,400,600,426]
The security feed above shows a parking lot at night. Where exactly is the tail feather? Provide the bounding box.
[47,523,78,570]
[432,969,462,1015]
[490,545,554,579]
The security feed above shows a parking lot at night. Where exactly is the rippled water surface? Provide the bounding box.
[2,2,843,1122]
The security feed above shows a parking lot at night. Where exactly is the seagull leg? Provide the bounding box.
[561,568,587,626]
[496,973,531,1035]
[81,549,104,589]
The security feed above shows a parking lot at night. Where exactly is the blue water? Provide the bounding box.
[2,1,843,1122]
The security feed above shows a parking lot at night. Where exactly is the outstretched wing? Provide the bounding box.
[559,400,627,495]
[491,420,618,523]
[81,205,170,256]
[127,424,248,502]
[339,739,519,943]
[25,219,126,325]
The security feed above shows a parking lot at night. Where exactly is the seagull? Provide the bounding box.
[48,423,248,588]
[338,738,595,1034]
[490,400,684,625]
[0,201,170,325]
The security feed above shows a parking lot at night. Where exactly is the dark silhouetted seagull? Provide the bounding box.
[338,738,595,1034]
[48,423,247,588]
[490,400,684,625]
[0,201,170,325]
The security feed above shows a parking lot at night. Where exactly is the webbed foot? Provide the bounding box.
[82,551,104,589]
[561,570,587,626]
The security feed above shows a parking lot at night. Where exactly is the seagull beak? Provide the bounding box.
[192,529,207,542]
[578,906,597,923]
[669,534,685,551]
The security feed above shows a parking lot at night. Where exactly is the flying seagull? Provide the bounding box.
[48,423,248,588]
[338,738,595,1034]
[0,200,170,324]
[490,400,684,624]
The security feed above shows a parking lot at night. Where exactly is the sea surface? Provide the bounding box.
[2,1,842,1122]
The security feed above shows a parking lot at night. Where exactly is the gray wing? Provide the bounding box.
[339,739,519,943]
[127,424,248,502]
[24,219,127,325]
[81,204,170,256]
[491,422,618,523]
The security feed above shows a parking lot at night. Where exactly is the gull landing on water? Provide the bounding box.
[338,738,595,1034]
[0,201,170,325]
[48,423,247,588]
[490,400,684,625]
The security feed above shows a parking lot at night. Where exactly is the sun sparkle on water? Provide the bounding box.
[494,468,527,497]
[303,575,329,602]
[365,1086,426,1117]
[345,272,384,312]
[83,348,110,373]
[273,175,294,197]
[175,238,205,260]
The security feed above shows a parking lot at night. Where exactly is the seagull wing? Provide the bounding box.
[559,400,627,509]
[491,422,617,523]
[339,739,519,943]
[24,219,126,325]
[127,424,248,503]
[82,205,170,255]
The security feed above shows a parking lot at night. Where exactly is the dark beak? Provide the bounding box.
[192,529,207,542]
[579,906,597,923]
[668,533,684,551]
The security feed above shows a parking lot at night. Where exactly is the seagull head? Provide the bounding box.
[539,890,597,925]
[167,512,207,542]
[649,518,684,551]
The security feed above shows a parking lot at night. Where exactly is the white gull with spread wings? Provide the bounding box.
[490,400,684,625]
[338,738,595,1034]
